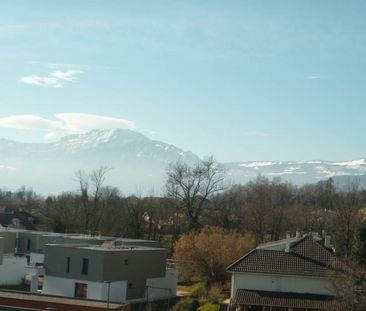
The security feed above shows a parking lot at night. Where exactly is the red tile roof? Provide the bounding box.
[227,235,347,277]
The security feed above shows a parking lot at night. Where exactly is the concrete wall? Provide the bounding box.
[29,252,44,264]
[0,231,17,254]
[45,245,105,282]
[231,272,334,297]
[0,255,27,285]
[103,248,166,300]
[0,238,3,265]
[17,232,40,254]
[43,275,127,302]
[45,245,167,300]
[146,268,178,299]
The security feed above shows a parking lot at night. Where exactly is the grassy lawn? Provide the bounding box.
[177,281,205,296]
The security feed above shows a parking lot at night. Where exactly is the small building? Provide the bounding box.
[0,228,177,304]
[42,242,177,302]
[227,234,346,311]
[0,236,27,285]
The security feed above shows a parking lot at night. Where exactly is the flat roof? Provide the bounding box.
[46,243,164,252]
[0,229,158,244]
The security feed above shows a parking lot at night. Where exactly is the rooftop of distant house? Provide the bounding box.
[227,234,347,277]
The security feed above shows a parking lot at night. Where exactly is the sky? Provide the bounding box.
[0,0,365,163]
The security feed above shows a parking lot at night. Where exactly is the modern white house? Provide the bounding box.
[0,236,27,285]
[42,242,177,302]
[0,227,177,303]
[227,234,346,311]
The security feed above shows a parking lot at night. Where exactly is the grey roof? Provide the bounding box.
[232,289,339,310]
[227,235,346,277]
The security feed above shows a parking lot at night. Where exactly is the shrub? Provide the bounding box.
[173,226,254,283]
[207,283,223,303]
[197,303,220,311]
[171,298,199,311]
[191,282,207,298]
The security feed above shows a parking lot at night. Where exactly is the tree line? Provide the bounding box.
[1,159,366,261]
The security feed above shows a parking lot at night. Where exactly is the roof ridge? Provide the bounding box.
[226,248,257,271]
[289,234,310,249]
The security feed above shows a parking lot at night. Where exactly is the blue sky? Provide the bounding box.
[0,0,365,162]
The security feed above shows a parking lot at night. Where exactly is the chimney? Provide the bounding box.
[296,231,301,238]
[324,235,331,249]
[285,233,291,253]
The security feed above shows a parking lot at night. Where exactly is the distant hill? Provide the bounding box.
[0,129,200,195]
[224,159,366,188]
[0,129,365,194]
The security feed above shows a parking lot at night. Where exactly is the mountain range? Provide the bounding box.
[0,129,365,194]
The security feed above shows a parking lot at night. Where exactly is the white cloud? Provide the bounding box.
[0,113,137,140]
[19,69,83,88]
[305,74,328,80]
[55,113,136,132]
[19,75,63,88]
[50,70,83,81]
[0,115,64,130]
[243,131,271,137]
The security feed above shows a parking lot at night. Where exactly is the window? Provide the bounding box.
[128,283,132,289]
[27,239,31,251]
[124,259,128,265]
[66,256,71,273]
[81,258,89,275]
[74,283,87,298]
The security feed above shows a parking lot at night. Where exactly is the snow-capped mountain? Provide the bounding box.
[224,159,366,187]
[0,129,365,194]
[0,129,200,194]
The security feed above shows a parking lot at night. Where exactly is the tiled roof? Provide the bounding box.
[232,289,340,310]
[227,235,346,277]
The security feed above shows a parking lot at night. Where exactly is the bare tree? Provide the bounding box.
[243,176,271,244]
[75,169,91,231]
[166,156,225,230]
[74,166,112,233]
[332,183,362,259]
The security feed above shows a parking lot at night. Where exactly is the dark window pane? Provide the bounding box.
[82,258,89,275]
[74,283,87,298]
[66,256,71,273]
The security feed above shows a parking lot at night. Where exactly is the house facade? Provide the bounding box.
[42,242,177,302]
[0,227,177,303]
[227,234,345,311]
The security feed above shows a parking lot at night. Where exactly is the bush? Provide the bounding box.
[207,283,223,303]
[171,298,199,311]
[191,282,207,298]
[197,303,220,311]
[173,226,254,283]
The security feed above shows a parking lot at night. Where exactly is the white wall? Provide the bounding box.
[43,275,127,302]
[30,252,45,264]
[0,255,27,285]
[232,272,334,296]
[146,269,178,300]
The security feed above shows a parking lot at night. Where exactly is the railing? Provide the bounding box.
[25,264,45,276]
[166,259,177,270]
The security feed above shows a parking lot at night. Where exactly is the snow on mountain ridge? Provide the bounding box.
[332,159,366,168]
[239,161,278,168]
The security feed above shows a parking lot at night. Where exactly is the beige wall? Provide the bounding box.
[45,245,167,300]
[45,245,105,281]
[232,272,334,296]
